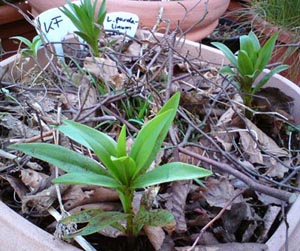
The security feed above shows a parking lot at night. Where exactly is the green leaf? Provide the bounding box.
[31,35,42,57]
[32,35,42,45]
[219,65,236,78]
[149,92,180,148]
[59,0,103,57]
[116,125,127,158]
[10,36,32,47]
[74,31,93,45]
[130,110,173,178]
[254,32,279,72]
[252,64,289,94]
[156,91,180,117]
[239,34,258,63]
[130,92,180,178]
[56,120,119,178]
[53,172,120,188]
[111,155,136,185]
[96,0,107,24]
[63,211,127,238]
[133,206,175,236]
[237,50,254,76]
[145,209,175,227]
[211,42,239,69]
[60,208,104,224]
[9,143,108,176]
[248,31,261,51]
[132,205,148,235]
[132,162,212,188]
[239,74,253,94]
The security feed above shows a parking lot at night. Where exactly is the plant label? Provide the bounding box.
[104,12,139,38]
[34,1,81,56]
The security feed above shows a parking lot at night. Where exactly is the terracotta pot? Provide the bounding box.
[27,0,230,41]
[0,2,37,60]
[256,18,300,86]
[0,1,29,25]
[1,33,300,250]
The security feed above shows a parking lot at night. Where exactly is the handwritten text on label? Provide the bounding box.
[104,12,139,37]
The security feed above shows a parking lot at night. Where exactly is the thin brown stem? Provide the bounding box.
[187,189,245,251]
[178,146,295,203]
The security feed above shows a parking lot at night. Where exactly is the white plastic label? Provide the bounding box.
[104,12,139,38]
[34,7,139,56]
[34,2,81,56]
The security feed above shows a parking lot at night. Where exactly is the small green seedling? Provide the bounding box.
[121,96,151,126]
[212,31,289,108]
[10,35,42,58]
[60,0,106,57]
[10,92,212,240]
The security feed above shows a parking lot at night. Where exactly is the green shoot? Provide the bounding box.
[10,35,42,58]
[9,92,212,241]
[212,31,289,108]
[60,0,106,57]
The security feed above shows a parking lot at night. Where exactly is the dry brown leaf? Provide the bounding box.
[84,56,125,89]
[190,232,219,246]
[176,146,202,165]
[21,169,49,193]
[144,225,165,251]
[63,185,119,210]
[98,225,125,238]
[84,56,117,78]
[0,174,28,200]
[239,130,264,164]
[149,64,167,82]
[165,180,192,233]
[78,76,97,105]
[214,97,244,152]
[62,33,87,60]
[255,192,283,205]
[203,177,243,209]
[187,210,211,228]
[216,94,243,126]
[221,202,253,234]
[214,112,236,152]
[123,40,141,60]
[22,184,68,216]
[180,91,209,115]
[262,156,289,178]
[214,131,235,152]
[1,114,40,139]
[27,93,56,114]
[239,119,289,163]
[111,73,127,90]
[217,108,235,127]
[60,73,97,121]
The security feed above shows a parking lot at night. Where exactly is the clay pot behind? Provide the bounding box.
[252,17,300,86]
[0,2,37,60]
[28,0,230,41]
